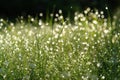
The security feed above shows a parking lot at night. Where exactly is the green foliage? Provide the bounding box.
[0,8,120,80]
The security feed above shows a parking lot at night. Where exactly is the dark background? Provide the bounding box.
[0,0,120,19]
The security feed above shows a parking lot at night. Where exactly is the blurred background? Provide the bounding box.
[0,0,120,20]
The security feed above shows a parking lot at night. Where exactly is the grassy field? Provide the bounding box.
[0,8,120,80]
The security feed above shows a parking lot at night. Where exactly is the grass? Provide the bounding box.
[0,8,120,80]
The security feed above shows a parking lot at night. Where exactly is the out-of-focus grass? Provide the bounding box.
[0,8,120,80]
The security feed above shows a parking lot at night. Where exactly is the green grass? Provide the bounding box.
[0,8,120,80]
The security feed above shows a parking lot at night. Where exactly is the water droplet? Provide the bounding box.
[105,7,108,10]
